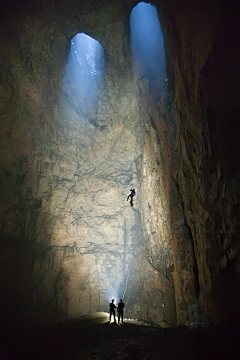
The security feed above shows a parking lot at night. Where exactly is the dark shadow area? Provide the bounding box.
[0,233,56,339]
[199,2,240,179]
[1,313,240,360]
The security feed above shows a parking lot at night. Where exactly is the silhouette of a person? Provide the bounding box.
[109,299,117,322]
[117,299,125,323]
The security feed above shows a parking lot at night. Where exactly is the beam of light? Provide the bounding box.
[130,2,167,95]
[62,33,105,117]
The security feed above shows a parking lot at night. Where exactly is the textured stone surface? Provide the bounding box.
[1,0,240,332]
[156,0,240,326]
[0,0,176,329]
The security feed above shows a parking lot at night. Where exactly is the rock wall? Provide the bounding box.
[126,0,240,327]
[154,0,240,326]
[1,0,239,331]
[138,121,176,325]
[0,0,176,329]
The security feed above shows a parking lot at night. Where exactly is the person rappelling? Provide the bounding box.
[126,189,136,207]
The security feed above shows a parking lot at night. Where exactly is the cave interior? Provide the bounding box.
[0,0,240,358]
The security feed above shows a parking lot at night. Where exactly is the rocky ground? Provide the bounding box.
[1,313,240,360]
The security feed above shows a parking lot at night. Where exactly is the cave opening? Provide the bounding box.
[62,33,105,117]
[130,1,167,96]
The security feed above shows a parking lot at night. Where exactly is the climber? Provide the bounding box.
[127,189,136,207]
[109,299,117,323]
[130,188,136,196]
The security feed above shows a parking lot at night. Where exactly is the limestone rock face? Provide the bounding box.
[1,0,240,331]
[155,0,240,326]
[138,122,175,325]
[0,0,176,328]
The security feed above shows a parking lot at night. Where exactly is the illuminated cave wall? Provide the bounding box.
[1,0,240,331]
[0,0,176,329]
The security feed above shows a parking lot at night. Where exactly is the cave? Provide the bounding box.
[1,0,240,358]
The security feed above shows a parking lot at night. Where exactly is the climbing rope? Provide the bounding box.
[122,263,130,300]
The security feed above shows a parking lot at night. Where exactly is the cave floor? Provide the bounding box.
[3,313,240,360]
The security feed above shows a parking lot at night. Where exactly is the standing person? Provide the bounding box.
[109,299,116,323]
[117,299,125,323]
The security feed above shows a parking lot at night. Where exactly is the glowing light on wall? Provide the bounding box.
[63,33,105,116]
[130,2,166,94]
